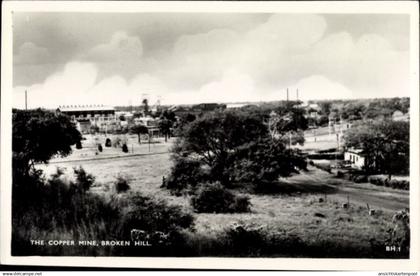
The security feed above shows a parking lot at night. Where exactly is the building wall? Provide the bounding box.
[344,152,365,169]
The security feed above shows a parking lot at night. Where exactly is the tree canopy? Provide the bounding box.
[344,120,409,177]
[171,110,306,189]
[130,124,149,143]
[13,109,82,176]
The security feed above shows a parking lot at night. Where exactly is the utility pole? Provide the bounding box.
[25,90,28,110]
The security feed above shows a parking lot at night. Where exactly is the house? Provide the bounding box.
[57,105,116,133]
[344,148,366,169]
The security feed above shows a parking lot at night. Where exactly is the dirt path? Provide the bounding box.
[284,167,409,212]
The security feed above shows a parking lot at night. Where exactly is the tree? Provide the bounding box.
[344,120,409,178]
[319,102,332,116]
[130,124,149,144]
[142,98,149,116]
[12,108,82,178]
[269,105,308,147]
[173,111,269,186]
[158,118,173,142]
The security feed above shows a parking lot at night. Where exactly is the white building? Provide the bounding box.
[57,105,116,133]
[344,148,366,169]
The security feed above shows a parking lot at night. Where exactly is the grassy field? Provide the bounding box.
[38,147,409,257]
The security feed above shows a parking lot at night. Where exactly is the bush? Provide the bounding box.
[115,192,194,241]
[336,171,345,178]
[97,144,103,152]
[105,138,111,147]
[222,222,266,256]
[12,167,196,256]
[114,175,130,193]
[73,166,95,191]
[75,141,82,149]
[122,144,128,153]
[163,157,207,195]
[368,176,409,190]
[191,183,251,213]
[230,139,307,191]
[312,162,331,173]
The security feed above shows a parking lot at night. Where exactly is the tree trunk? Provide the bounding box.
[138,134,141,144]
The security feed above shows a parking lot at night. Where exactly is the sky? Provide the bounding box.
[12,13,410,108]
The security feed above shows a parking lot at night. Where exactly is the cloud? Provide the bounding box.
[12,14,410,107]
[13,61,168,109]
[288,75,355,101]
[13,62,98,109]
[14,42,50,65]
[87,31,143,62]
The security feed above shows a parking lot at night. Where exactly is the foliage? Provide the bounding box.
[191,183,251,213]
[130,124,149,143]
[158,118,173,142]
[75,141,83,149]
[122,144,129,153]
[115,192,194,240]
[162,156,207,195]
[172,111,269,186]
[97,144,103,152]
[12,167,195,256]
[368,176,409,190]
[231,138,306,192]
[173,113,197,136]
[105,138,112,147]
[12,108,82,177]
[344,120,409,176]
[73,166,96,191]
[114,175,130,193]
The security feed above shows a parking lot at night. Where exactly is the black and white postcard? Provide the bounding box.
[1,1,419,270]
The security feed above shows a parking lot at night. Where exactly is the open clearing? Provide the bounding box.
[38,144,409,251]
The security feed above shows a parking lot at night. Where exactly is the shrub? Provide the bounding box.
[122,144,128,153]
[230,139,307,191]
[222,222,266,256]
[105,138,111,147]
[352,174,368,183]
[191,183,251,213]
[368,176,409,190]
[163,157,207,195]
[231,195,252,213]
[98,144,103,152]
[115,192,194,241]
[312,162,331,173]
[336,171,345,178]
[114,175,130,193]
[73,166,95,191]
[75,141,82,149]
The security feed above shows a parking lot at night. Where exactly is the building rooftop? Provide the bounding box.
[58,104,115,112]
[346,148,366,155]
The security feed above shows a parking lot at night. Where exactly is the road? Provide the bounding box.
[284,166,409,212]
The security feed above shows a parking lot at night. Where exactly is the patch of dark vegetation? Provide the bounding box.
[368,176,409,190]
[191,183,251,213]
[175,222,409,258]
[114,175,130,193]
[12,168,194,257]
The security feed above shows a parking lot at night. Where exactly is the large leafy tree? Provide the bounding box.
[12,108,82,177]
[344,120,409,178]
[268,104,308,146]
[173,111,268,186]
[158,118,173,142]
[130,124,149,144]
[172,110,306,188]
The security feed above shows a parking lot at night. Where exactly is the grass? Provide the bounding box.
[32,143,409,257]
[35,148,410,257]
